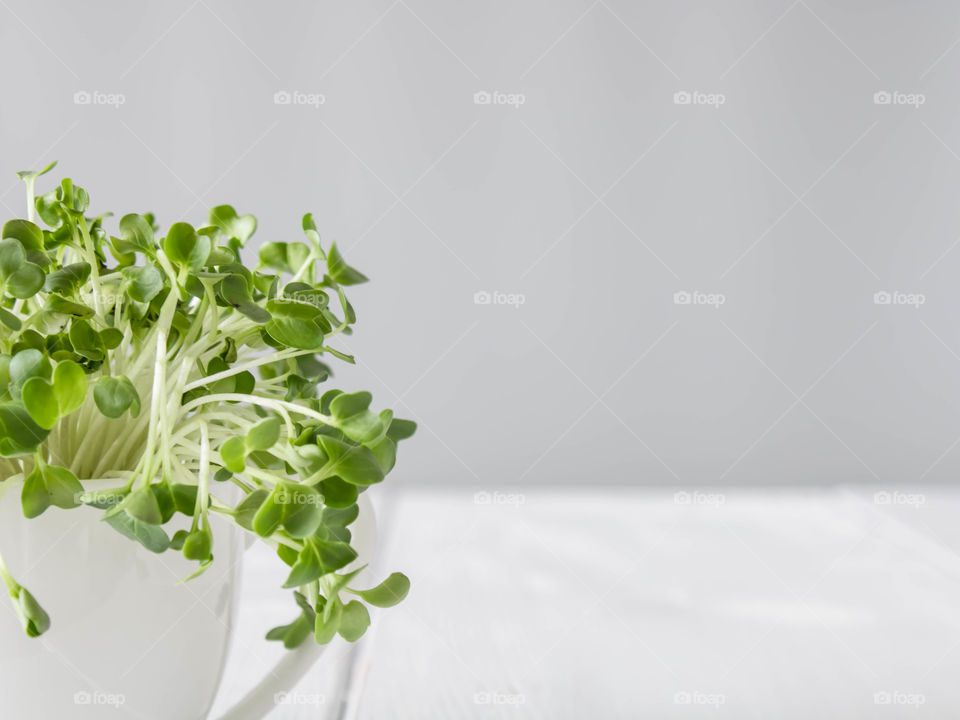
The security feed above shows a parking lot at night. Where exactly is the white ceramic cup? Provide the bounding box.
[0,479,376,719]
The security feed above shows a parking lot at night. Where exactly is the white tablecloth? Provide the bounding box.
[210,486,960,719]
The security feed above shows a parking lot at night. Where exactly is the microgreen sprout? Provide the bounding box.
[0,162,414,646]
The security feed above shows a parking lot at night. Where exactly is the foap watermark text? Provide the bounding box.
[474,290,525,308]
[874,291,925,308]
[873,91,925,108]
[674,290,725,308]
[674,90,726,108]
[874,491,925,509]
[474,491,526,508]
[474,91,525,108]
[74,91,125,108]
[274,90,326,108]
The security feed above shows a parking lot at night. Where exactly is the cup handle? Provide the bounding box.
[212,641,328,720]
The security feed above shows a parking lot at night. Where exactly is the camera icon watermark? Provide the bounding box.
[873,91,925,108]
[473,90,526,108]
[273,90,326,108]
[474,290,526,308]
[673,90,726,108]
[873,491,925,509]
[873,290,925,308]
[73,90,126,109]
[673,290,725,308]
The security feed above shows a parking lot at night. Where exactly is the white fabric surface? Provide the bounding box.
[211,487,960,719]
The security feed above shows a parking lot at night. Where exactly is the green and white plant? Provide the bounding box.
[0,163,413,648]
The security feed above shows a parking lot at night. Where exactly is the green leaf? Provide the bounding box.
[44,263,90,294]
[100,328,123,350]
[171,483,198,516]
[247,416,281,451]
[170,529,189,551]
[182,528,213,561]
[326,242,368,285]
[220,436,246,473]
[314,539,357,572]
[209,205,257,244]
[281,483,323,539]
[330,391,372,419]
[314,599,342,644]
[123,486,163,525]
[152,482,176,523]
[234,489,268,531]
[94,376,140,418]
[15,160,57,183]
[164,222,210,272]
[266,612,313,649]
[264,300,326,350]
[220,274,270,323]
[0,307,20,331]
[283,546,324,588]
[69,319,106,361]
[0,403,49,456]
[79,485,129,510]
[318,477,358,508]
[52,360,86,415]
[2,219,45,252]
[259,241,310,274]
[105,512,170,554]
[348,572,410,608]
[20,377,58,430]
[387,418,417,441]
[338,600,370,642]
[118,213,155,252]
[124,264,163,302]
[6,263,44,298]
[9,350,50,390]
[0,238,25,277]
[252,485,285,537]
[21,462,83,518]
[48,295,94,319]
[369,436,397,473]
[318,436,384,485]
[15,587,50,637]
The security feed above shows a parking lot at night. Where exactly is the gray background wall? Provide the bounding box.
[1,1,959,487]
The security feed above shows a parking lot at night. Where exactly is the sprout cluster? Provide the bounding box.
[0,163,413,647]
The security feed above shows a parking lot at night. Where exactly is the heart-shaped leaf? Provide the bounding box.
[264,300,325,350]
[164,222,210,272]
[123,264,164,303]
[93,375,140,418]
[0,403,49,456]
[118,213,155,252]
[247,416,281,451]
[220,436,246,473]
[52,360,87,415]
[21,462,83,518]
[209,205,257,245]
[317,436,384,485]
[20,377,58,429]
